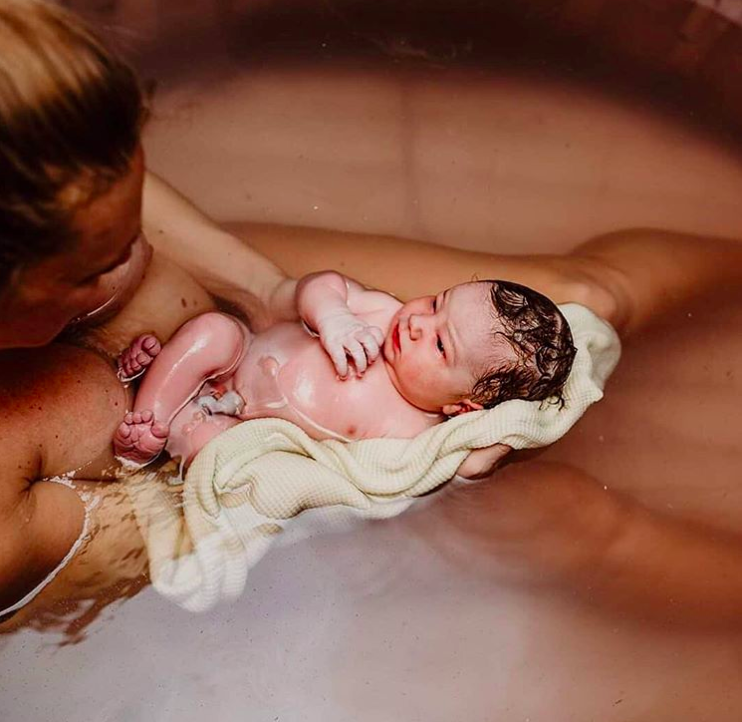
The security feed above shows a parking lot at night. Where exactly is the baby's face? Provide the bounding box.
[382,282,514,414]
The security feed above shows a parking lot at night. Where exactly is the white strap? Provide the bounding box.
[0,480,90,618]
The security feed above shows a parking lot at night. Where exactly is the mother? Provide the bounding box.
[1,0,741,627]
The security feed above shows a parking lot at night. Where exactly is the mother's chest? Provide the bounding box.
[75,252,215,359]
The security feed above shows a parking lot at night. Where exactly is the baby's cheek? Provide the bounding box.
[400,357,430,390]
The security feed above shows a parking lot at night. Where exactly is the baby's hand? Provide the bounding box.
[317,312,385,378]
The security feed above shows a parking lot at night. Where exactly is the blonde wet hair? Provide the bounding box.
[0,0,146,287]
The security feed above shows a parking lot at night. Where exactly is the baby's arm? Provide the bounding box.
[296,271,386,378]
[114,312,248,465]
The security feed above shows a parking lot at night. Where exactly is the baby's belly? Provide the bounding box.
[232,324,439,441]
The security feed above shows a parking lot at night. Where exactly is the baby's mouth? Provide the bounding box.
[392,322,401,353]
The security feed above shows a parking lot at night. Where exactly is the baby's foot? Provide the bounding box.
[117,334,162,382]
[113,410,169,466]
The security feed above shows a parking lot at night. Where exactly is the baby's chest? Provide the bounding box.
[283,363,435,440]
[235,325,437,441]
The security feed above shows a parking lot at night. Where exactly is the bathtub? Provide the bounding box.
[1,1,742,720]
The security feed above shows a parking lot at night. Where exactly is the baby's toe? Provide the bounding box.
[142,336,160,354]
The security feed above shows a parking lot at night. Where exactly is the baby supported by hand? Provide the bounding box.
[113,272,576,475]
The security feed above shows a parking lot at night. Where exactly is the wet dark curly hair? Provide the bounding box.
[470,280,577,409]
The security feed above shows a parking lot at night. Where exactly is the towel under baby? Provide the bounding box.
[127,303,621,612]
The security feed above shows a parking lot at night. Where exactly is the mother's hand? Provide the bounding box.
[455,443,512,480]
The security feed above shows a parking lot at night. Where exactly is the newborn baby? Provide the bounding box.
[113,272,576,470]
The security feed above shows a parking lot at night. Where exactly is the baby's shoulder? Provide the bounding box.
[346,367,443,439]
[348,288,402,323]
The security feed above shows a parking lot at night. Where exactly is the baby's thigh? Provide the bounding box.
[175,312,252,378]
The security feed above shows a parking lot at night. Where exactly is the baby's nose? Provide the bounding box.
[408,314,427,340]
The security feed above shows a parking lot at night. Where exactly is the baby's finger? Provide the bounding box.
[357,331,380,361]
[347,340,367,375]
[370,327,385,348]
[328,344,349,378]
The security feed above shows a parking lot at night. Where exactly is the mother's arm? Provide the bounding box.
[231,223,742,337]
[145,170,742,340]
[455,443,512,480]
[0,439,86,613]
[142,172,298,328]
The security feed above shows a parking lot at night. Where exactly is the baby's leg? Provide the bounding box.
[114,312,249,465]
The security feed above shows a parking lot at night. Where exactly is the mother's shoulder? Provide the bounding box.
[0,343,129,477]
[0,343,114,396]
[0,343,126,427]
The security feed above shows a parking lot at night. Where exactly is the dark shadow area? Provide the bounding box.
[106,0,742,153]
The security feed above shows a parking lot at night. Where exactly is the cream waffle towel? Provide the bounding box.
[131,303,620,612]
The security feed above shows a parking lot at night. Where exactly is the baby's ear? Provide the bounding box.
[442,399,484,416]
